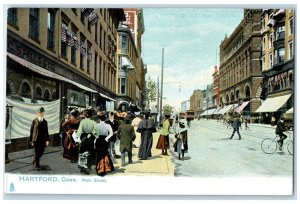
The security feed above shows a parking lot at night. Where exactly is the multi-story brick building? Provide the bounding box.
[190,90,203,118]
[256,9,294,121]
[116,8,145,111]
[212,66,220,107]
[219,9,262,116]
[6,8,125,151]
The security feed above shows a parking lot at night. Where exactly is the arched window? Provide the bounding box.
[245,86,251,98]
[44,89,50,101]
[226,94,229,103]
[231,92,235,102]
[20,82,31,97]
[52,90,56,100]
[236,90,240,100]
[36,87,42,99]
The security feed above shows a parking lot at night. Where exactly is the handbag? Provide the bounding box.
[72,131,79,143]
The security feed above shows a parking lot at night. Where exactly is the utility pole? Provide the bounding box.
[160,48,164,118]
[157,76,160,113]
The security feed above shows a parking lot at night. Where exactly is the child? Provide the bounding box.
[174,122,188,161]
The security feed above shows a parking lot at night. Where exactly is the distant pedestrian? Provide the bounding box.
[29,107,50,171]
[95,111,115,176]
[229,118,242,140]
[275,115,288,151]
[137,111,156,160]
[117,115,136,166]
[244,116,249,130]
[174,122,188,161]
[62,109,80,163]
[156,113,171,155]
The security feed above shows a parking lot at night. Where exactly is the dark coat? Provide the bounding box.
[232,119,241,130]
[30,118,49,144]
[117,124,136,153]
[276,120,287,134]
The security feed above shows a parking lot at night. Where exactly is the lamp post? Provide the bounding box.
[160,48,164,120]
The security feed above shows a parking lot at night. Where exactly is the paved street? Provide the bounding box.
[5,120,293,178]
[171,119,293,178]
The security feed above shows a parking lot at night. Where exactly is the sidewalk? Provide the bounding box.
[5,132,175,177]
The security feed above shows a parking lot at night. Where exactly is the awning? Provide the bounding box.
[286,107,293,114]
[7,53,98,93]
[255,94,291,112]
[99,93,116,102]
[273,9,285,20]
[235,101,250,113]
[212,107,222,114]
[121,56,134,70]
[215,106,226,114]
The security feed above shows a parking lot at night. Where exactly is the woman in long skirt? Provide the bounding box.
[62,109,80,163]
[137,111,156,160]
[156,114,171,155]
[174,122,188,160]
[95,111,115,176]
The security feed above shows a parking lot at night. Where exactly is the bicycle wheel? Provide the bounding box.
[261,138,277,154]
[287,140,293,155]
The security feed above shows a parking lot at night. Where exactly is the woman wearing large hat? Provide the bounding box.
[156,112,171,155]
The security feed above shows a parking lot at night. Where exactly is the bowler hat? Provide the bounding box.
[38,107,45,113]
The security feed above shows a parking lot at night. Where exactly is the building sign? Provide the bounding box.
[123,11,136,42]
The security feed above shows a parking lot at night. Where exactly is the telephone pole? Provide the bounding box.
[160,48,164,118]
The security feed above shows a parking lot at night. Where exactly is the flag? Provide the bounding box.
[81,8,94,17]
[87,48,92,61]
[61,24,68,42]
[80,41,86,55]
[67,31,75,47]
[88,11,99,26]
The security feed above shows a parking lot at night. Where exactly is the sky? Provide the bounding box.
[142,8,244,111]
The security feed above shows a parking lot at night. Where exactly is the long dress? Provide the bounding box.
[174,128,188,154]
[137,119,156,159]
[62,118,80,161]
[95,122,115,176]
[156,119,170,150]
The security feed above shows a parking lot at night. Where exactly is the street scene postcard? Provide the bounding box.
[2,5,295,196]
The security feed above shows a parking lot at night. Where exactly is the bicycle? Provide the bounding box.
[261,131,293,155]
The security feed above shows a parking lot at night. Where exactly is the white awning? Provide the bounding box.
[235,101,250,113]
[286,107,293,114]
[7,53,98,93]
[121,56,134,70]
[99,93,116,102]
[255,94,291,112]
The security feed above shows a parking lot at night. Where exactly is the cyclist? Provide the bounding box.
[276,115,288,151]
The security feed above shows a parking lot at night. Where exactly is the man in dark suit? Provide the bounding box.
[276,115,287,151]
[229,117,242,140]
[30,107,50,171]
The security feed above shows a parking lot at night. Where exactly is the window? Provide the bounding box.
[269,53,273,69]
[21,82,31,97]
[71,8,77,15]
[278,47,285,63]
[36,87,42,99]
[47,11,55,50]
[29,8,39,40]
[94,53,98,81]
[103,31,106,53]
[44,89,50,101]
[61,22,68,58]
[80,11,85,24]
[8,8,17,27]
[262,36,266,51]
[80,40,85,70]
[119,78,126,94]
[275,26,285,40]
[99,57,102,84]
[87,46,92,74]
[269,33,273,48]
[95,23,98,43]
[99,25,102,49]
[71,41,76,65]
[122,35,128,50]
[289,19,294,35]
[262,56,265,70]
[289,41,293,59]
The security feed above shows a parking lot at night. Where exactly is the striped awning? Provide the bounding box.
[256,94,291,112]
